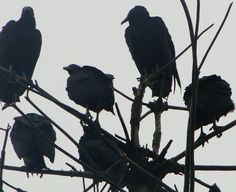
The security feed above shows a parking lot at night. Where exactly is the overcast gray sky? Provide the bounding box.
[0,1,236,191]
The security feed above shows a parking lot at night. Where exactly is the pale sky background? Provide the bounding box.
[0,1,236,192]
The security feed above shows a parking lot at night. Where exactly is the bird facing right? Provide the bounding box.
[121,6,181,98]
[183,74,235,136]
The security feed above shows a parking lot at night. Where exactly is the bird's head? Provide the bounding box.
[63,64,82,74]
[21,6,35,18]
[121,6,150,25]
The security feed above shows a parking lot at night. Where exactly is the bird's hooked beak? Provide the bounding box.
[63,66,68,71]
[121,17,128,25]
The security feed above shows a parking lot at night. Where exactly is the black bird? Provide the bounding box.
[183,75,235,137]
[0,6,42,104]
[10,113,56,173]
[121,6,181,98]
[79,125,126,188]
[64,64,115,121]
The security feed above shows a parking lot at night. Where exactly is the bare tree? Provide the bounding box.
[0,1,235,192]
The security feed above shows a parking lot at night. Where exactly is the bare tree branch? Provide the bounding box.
[195,165,236,171]
[198,2,233,71]
[130,79,146,146]
[3,165,94,178]
[0,124,10,191]
[2,180,27,192]
[25,94,79,147]
[115,102,130,143]
[179,0,198,191]
[173,119,236,161]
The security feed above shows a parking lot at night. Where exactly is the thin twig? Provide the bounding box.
[140,110,152,121]
[83,177,86,191]
[198,2,233,71]
[25,94,79,147]
[100,183,108,192]
[115,103,130,143]
[0,128,7,131]
[114,88,135,103]
[158,140,173,163]
[83,182,97,192]
[195,165,236,171]
[194,178,211,188]
[65,163,77,171]
[0,124,10,191]
[168,105,188,111]
[140,105,188,121]
[169,24,213,67]
[2,180,27,192]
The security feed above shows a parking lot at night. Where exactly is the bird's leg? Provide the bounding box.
[94,112,100,127]
[196,127,208,147]
[20,165,33,178]
[209,121,222,138]
[22,166,43,178]
[85,109,93,120]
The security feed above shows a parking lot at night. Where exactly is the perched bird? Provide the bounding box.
[183,75,235,137]
[121,6,181,98]
[0,6,42,104]
[79,125,126,187]
[64,64,115,121]
[10,113,56,173]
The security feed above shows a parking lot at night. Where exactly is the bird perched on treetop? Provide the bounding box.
[0,6,42,105]
[64,64,115,122]
[183,74,235,138]
[10,113,56,176]
[121,5,181,98]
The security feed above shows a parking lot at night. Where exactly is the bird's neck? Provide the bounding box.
[129,18,149,26]
[18,16,36,29]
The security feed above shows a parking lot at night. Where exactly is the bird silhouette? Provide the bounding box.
[10,113,56,175]
[64,64,115,122]
[0,6,42,105]
[183,74,235,138]
[121,5,181,98]
[79,125,127,190]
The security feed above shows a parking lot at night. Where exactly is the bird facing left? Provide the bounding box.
[0,6,42,105]
[63,64,115,122]
[121,6,181,98]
